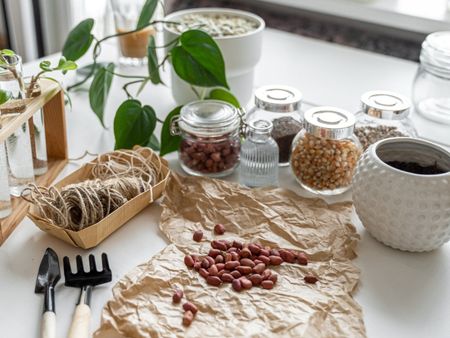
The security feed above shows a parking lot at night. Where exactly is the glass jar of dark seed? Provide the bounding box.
[246,85,303,166]
[354,90,418,150]
[171,100,241,178]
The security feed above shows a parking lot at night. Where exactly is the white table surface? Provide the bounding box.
[0,28,449,338]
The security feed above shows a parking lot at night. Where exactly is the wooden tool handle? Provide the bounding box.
[68,304,91,338]
[41,311,56,338]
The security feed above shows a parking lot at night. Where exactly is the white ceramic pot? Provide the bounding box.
[352,138,450,252]
[163,8,265,106]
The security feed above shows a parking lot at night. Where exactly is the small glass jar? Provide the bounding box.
[290,107,362,196]
[239,119,279,187]
[171,100,241,177]
[0,142,12,218]
[354,90,417,150]
[246,85,303,166]
[412,31,450,125]
[0,54,25,99]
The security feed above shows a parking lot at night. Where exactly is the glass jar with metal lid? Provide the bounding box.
[171,100,241,177]
[246,85,303,166]
[290,107,362,196]
[412,31,450,125]
[354,90,417,150]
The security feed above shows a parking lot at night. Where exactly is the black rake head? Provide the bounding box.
[63,253,112,288]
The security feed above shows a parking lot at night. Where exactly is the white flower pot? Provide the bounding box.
[163,8,265,106]
[352,138,450,252]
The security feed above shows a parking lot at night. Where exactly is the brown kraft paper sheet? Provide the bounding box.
[95,174,366,338]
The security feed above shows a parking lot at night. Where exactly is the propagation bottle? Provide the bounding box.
[239,119,279,187]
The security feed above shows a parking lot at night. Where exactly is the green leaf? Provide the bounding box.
[89,63,115,127]
[1,49,15,56]
[114,99,157,149]
[0,89,12,105]
[147,134,160,151]
[171,30,228,88]
[62,18,94,61]
[55,59,77,72]
[136,0,158,29]
[39,60,52,71]
[207,89,240,108]
[147,35,161,84]
[160,106,182,156]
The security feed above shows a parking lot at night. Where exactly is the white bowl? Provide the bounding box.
[352,137,450,252]
[163,8,265,106]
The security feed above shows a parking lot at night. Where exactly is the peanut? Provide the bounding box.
[201,258,210,269]
[253,263,266,274]
[249,274,263,286]
[207,275,222,286]
[236,266,252,275]
[208,249,221,258]
[225,261,240,270]
[261,280,274,289]
[240,248,251,258]
[240,258,255,268]
[214,223,225,235]
[215,255,224,263]
[183,302,198,314]
[184,255,195,268]
[199,268,209,279]
[193,262,202,271]
[260,249,270,257]
[211,240,227,251]
[304,275,318,284]
[248,244,261,255]
[280,249,296,263]
[230,270,241,279]
[232,279,242,291]
[240,278,253,289]
[216,263,225,271]
[269,255,283,265]
[193,230,203,242]
[258,255,270,265]
[172,289,184,303]
[232,240,243,249]
[208,265,218,276]
[221,273,234,283]
[297,252,308,265]
[183,310,194,326]
[269,273,278,284]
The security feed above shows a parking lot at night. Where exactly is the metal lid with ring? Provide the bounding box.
[170,100,240,137]
[361,90,411,120]
[254,85,302,113]
[304,106,355,140]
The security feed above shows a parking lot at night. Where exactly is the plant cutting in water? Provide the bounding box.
[62,0,240,156]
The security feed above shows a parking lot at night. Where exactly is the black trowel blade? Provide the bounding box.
[35,248,61,293]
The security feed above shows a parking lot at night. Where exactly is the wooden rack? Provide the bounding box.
[0,79,68,245]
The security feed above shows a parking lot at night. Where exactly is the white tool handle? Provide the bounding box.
[67,304,91,338]
[42,311,56,338]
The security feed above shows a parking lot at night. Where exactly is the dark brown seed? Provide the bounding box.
[232,279,242,291]
[262,269,272,280]
[248,244,261,255]
[211,240,227,251]
[207,275,222,286]
[280,250,296,263]
[184,255,195,268]
[240,258,255,268]
[253,259,262,265]
[240,248,251,258]
[199,268,209,279]
[208,249,221,258]
[253,263,266,274]
[269,255,283,265]
[217,269,225,278]
[258,255,270,265]
[215,255,224,263]
[193,230,203,242]
[225,253,232,263]
[193,262,202,271]
[270,249,280,256]
[249,274,263,286]
[261,280,274,289]
[216,263,225,271]
[231,252,240,261]
[304,275,318,284]
[214,223,225,235]
[201,259,210,269]
[232,240,243,249]
[183,310,194,326]
[206,256,215,266]
[227,247,237,253]
[297,252,308,266]
[236,266,252,275]
[172,289,184,303]
[225,261,240,270]
[269,273,278,284]
[221,273,234,283]
[208,265,218,276]
[183,302,198,314]
[241,278,253,289]
[230,270,241,279]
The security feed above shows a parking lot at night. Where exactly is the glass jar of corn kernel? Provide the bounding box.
[290,106,362,196]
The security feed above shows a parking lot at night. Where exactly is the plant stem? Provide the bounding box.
[67,59,97,91]
[123,80,145,98]
[105,69,148,80]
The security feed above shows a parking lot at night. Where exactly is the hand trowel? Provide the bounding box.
[35,248,61,338]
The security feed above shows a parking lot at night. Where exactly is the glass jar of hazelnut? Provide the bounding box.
[290,107,362,196]
[171,100,241,177]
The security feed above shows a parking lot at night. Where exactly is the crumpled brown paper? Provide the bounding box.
[95,174,366,338]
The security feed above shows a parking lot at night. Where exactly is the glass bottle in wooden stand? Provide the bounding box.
[0,142,12,218]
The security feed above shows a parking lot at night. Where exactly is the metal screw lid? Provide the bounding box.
[304,106,355,140]
[254,85,302,113]
[361,90,411,120]
[248,119,273,134]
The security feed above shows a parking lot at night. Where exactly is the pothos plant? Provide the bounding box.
[62,0,240,156]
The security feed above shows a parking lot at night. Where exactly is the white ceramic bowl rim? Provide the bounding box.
[163,7,266,40]
[371,137,450,178]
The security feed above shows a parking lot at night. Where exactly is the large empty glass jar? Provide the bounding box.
[412,31,450,125]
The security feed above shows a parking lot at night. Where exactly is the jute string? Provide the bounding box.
[22,148,164,231]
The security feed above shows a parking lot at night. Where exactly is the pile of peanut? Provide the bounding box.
[290,132,361,191]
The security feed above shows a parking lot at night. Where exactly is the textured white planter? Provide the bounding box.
[163,8,265,106]
[353,138,450,252]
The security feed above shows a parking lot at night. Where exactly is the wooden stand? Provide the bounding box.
[0,79,68,245]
